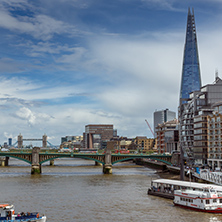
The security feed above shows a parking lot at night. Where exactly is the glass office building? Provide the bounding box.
[180,8,201,103]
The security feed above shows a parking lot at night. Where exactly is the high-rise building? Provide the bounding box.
[180,8,201,103]
[153,109,176,137]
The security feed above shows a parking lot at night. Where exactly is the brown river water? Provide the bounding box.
[0,158,222,222]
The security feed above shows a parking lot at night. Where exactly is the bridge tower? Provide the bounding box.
[42,134,47,148]
[18,134,23,148]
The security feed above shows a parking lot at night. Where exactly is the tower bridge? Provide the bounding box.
[0,147,172,174]
[17,134,51,148]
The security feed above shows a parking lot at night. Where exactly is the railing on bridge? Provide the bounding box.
[193,169,222,185]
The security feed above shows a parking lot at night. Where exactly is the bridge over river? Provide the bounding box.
[0,147,172,174]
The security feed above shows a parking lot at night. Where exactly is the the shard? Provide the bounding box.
[180,8,202,103]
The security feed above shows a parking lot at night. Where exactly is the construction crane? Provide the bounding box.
[145,119,154,137]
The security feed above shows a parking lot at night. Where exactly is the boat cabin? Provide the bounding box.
[148,179,222,199]
[0,204,15,220]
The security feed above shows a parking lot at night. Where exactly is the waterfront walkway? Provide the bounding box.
[192,169,222,185]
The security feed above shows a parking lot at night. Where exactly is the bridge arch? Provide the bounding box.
[39,155,105,165]
[112,156,172,165]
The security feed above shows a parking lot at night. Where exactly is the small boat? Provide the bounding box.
[0,203,46,221]
[174,186,222,213]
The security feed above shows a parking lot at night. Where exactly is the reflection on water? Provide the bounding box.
[0,158,222,222]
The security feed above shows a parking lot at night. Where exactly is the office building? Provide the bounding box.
[154,109,176,137]
[83,124,116,149]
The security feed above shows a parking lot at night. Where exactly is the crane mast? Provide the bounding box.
[145,119,154,137]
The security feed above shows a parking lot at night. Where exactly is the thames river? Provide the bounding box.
[0,158,222,222]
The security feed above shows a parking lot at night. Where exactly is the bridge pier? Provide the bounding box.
[31,147,41,174]
[0,157,9,166]
[50,160,54,166]
[103,148,112,174]
[103,164,112,174]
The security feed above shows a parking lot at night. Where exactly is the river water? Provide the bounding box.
[0,158,222,222]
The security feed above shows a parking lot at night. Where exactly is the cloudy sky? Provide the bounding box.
[0,0,222,146]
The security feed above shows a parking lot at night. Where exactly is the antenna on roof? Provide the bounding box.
[215,69,218,79]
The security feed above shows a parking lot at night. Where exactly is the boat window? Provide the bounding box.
[206,200,210,204]
[220,199,222,203]
[201,200,203,203]
[213,199,217,203]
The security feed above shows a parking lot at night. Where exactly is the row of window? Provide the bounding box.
[180,197,222,204]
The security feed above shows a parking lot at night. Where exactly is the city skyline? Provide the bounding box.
[0,1,222,144]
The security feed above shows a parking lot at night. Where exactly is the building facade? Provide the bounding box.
[179,76,222,165]
[83,124,115,149]
[207,102,222,169]
[153,109,176,138]
[134,136,154,151]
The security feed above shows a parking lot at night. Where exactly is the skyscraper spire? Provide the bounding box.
[180,8,202,103]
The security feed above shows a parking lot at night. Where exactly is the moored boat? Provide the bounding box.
[0,203,46,221]
[147,179,222,200]
[174,186,222,213]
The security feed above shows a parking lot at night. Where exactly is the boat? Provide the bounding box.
[0,203,46,221]
[174,186,222,213]
[147,179,222,200]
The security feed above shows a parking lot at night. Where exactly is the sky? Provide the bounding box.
[0,0,222,146]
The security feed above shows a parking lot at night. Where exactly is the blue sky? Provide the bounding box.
[0,0,222,146]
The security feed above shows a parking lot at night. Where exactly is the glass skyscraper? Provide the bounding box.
[180,8,201,102]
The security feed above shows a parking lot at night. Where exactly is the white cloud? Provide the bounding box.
[15,107,36,125]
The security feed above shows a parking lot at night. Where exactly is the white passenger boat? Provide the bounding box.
[0,203,46,221]
[174,186,222,213]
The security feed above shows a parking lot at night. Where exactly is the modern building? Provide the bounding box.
[153,109,176,137]
[83,124,116,149]
[179,76,222,165]
[180,8,201,103]
[156,119,179,154]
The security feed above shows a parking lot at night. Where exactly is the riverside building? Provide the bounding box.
[207,102,222,169]
[180,76,222,165]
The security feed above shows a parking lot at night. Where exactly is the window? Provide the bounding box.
[213,199,217,203]
[206,200,210,204]
[219,199,222,203]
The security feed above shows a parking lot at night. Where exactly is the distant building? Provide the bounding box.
[83,124,116,149]
[8,138,12,146]
[134,136,154,151]
[60,135,83,148]
[153,109,176,137]
[156,119,179,154]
